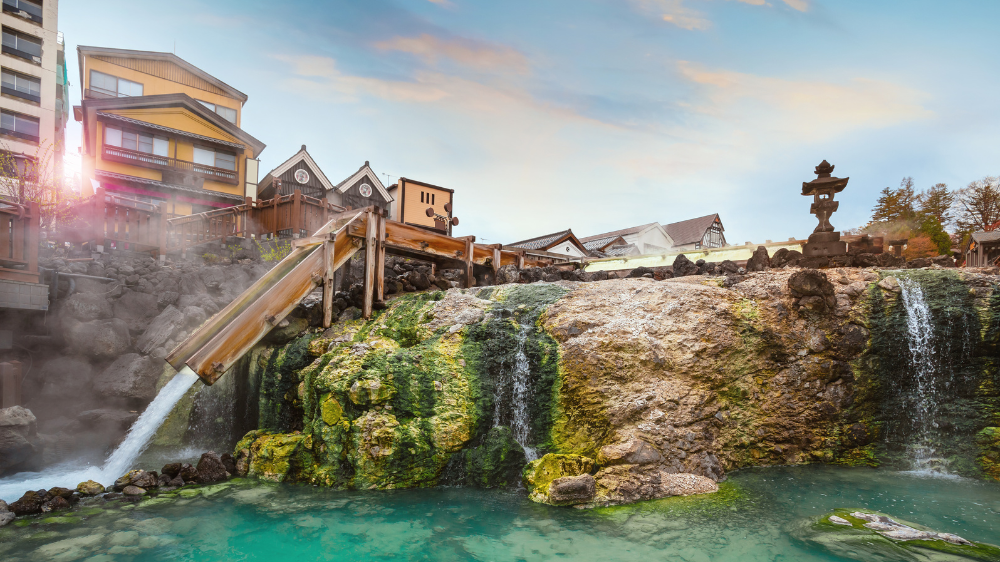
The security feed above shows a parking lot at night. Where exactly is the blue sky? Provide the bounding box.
[60,0,1000,245]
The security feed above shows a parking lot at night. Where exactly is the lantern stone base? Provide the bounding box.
[803,231,847,257]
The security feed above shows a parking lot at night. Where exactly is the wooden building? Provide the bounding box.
[75,46,265,215]
[580,223,672,256]
[507,229,589,258]
[664,213,726,251]
[387,177,455,235]
[256,145,335,200]
[329,161,393,214]
[964,231,1000,267]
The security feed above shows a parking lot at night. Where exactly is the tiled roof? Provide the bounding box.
[96,170,245,201]
[96,112,246,149]
[972,231,1000,243]
[579,223,659,243]
[605,243,639,256]
[582,234,623,251]
[507,229,573,250]
[664,214,721,246]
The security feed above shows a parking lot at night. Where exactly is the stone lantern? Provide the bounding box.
[801,160,848,257]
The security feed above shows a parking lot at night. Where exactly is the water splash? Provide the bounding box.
[897,278,950,476]
[493,324,538,461]
[0,366,199,501]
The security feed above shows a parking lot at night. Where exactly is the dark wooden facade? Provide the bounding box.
[271,161,326,199]
[341,175,390,214]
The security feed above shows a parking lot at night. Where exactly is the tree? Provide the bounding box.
[917,212,952,255]
[903,236,937,259]
[917,183,954,227]
[954,176,1000,238]
[870,177,917,224]
[0,141,82,234]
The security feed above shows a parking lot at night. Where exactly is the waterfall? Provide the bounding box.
[493,323,538,461]
[0,367,199,501]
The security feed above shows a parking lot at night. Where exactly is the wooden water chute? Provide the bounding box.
[166,206,553,385]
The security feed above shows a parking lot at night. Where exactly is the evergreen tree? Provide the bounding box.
[870,177,917,224]
[917,183,954,227]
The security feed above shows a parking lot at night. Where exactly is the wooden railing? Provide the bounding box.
[0,199,40,283]
[103,145,239,185]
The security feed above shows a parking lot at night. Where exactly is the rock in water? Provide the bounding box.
[548,474,596,505]
[76,480,105,495]
[0,510,13,527]
[196,451,229,483]
[122,485,146,496]
[179,463,199,482]
[10,490,45,515]
[523,454,596,505]
[161,462,182,478]
[44,496,70,511]
[220,453,237,476]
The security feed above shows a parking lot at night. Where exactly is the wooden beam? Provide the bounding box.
[375,210,386,304]
[492,247,501,280]
[362,208,378,319]
[464,236,474,288]
[322,240,335,328]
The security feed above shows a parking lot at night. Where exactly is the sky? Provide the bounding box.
[59,0,1000,246]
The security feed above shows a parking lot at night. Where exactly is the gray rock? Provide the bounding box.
[496,265,520,284]
[0,428,36,474]
[0,511,13,527]
[135,305,185,354]
[672,254,700,277]
[36,357,95,404]
[113,290,160,334]
[62,293,113,321]
[122,485,146,496]
[94,353,163,400]
[77,408,139,430]
[156,291,180,308]
[196,451,229,483]
[548,474,596,505]
[65,318,131,359]
[9,490,44,515]
[746,246,770,272]
[183,306,208,329]
[789,269,836,310]
[877,277,901,293]
[0,405,36,428]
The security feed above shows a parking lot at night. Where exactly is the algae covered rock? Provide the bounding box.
[976,427,1000,480]
[522,453,596,505]
[76,480,105,495]
[460,426,526,488]
[237,431,313,482]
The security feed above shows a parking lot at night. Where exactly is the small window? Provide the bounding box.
[420,191,424,203]
[1,69,40,100]
[194,146,236,170]
[2,28,41,59]
[104,126,122,147]
[0,109,39,140]
[90,70,143,98]
[197,100,216,111]
[197,100,237,124]
[104,126,168,156]
[3,0,43,22]
[431,193,435,205]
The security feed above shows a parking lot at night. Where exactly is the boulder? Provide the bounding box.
[877,276,901,293]
[745,246,770,272]
[220,453,237,476]
[65,318,131,359]
[496,265,520,285]
[76,480,105,495]
[788,269,836,310]
[179,463,199,482]
[9,490,44,515]
[44,496,71,511]
[627,267,656,279]
[135,305,185,354]
[672,254,700,277]
[522,453,596,505]
[47,486,74,499]
[461,426,526,488]
[93,354,163,401]
[264,317,310,345]
[0,406,39,475]
[36,357,95,404]
[0,510,12,527]
[113,290,160,334]
[402,271,431,291]
[77,408,139,430]
[161,462,181,478]
[931,254,956,267]
[593,465,719,505]
[770,248,802,268]
[597,437,663,466]
[156,290,180,308]
[62,293,113,322]
[196,451,229,483]
[0,405,36,429]
[122,485,146,496]
[717,260,740,274]
[548,474,596,505]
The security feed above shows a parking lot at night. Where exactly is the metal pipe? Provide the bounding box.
[38,267,116,282]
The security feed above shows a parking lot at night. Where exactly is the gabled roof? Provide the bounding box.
[262,145,337,192]
[507,229,588,255]
[665,213,722,246]
[605,243,639,256]
[333,161,392,202]
[77,46,248,104]
[579,222,661,243]
[582,234,627,251]
[80,93,265,157]
[971,231,1000,243]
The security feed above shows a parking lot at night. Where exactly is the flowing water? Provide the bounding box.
[1,465,997,561]
[493,323,538,461]
[0,367,200,502]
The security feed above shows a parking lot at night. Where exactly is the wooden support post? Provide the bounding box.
[362,208,377,319]
[243,197,253,239]
[492,247,501,281]
[322,240,335,328]
[374,210,386,304]
[515,250,525,270]
[291,189,302,238]
[93,187,106,251]
[272,194,279,239]
[0,361,21,408]
[157,202,168,263]
[464,237,475,288]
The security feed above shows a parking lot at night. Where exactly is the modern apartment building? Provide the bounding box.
[0,0,67,188]
[75,46,264,215]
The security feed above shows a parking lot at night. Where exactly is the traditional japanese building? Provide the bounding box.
[507,229,589,258]
[387,177,455,235]
[256,145,334,200]
[664,213,726,251]
[75,46,265,215]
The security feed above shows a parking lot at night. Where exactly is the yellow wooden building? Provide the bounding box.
[74,46,265,216]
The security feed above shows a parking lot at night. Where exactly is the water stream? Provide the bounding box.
[493,323,538,461]
[0,367,200,502]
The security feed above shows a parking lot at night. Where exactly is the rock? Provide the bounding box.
[196,451,229,483]
[122,485,146,496]
[235,448,250,477]
[877,276,901,293]
[156,290,180,308]
[10,490,45,515]
[130,470,158,489]
[0,407,40,475]
[161,462,181,478]
[44,496,71,511]
[93,354,164,400]
[788,269,836,310]
[931,254,955,267]
[264,317,310,345]
[179,463,199,482]
[718,260,740,274]
[35,357,95,406]
[522,454,595,504]
[0,405,36,428]
[548,474,596,505]
[461,426,526,488]
[113,290,160,334]
[627,267,656,279]
[593,466,719,505]
[168,476,185,488]
[403,271,431,291]
[77,408,139,430]
[62,292,113,321]
[496,265,520,285]
[0,510,13,527]
[65,318,131,359]
[828,515,852,526]
[770,248,802,268]
[220,453,237,476]
[76,480,105,495]
[745,246,770,272]
[672,254,700,277]
[135,305,185,354]
[597,437,663,466]
[47,486,74,499]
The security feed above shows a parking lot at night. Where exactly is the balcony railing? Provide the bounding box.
[102,145,238,185]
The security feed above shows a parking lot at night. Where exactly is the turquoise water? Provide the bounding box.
[1,465,998,561]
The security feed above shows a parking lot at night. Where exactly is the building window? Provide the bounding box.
[104,126,168,156]
[431,193,435,205]
[0,109,39,141]
[1,28,41,62]
[196,100,237,124]
[90,70,143,98]
[2,0,43,24]
[193,146,236,171]
[1,68,40,102]
[420,191,424,203]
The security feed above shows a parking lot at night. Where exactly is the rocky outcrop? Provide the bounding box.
[93,354,164,401]
[0,406,41,476]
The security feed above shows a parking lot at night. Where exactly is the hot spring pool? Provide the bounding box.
[1,465,998,561]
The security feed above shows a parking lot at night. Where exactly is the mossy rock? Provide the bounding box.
[242,432,314,482]
[976,427,1000,480]
[522,453,595,504]
[461,426,527,488]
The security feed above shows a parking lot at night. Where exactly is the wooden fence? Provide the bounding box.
[0,199,40,283]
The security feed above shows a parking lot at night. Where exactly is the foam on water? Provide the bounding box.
[0,366,199,502]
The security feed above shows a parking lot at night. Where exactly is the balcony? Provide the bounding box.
[102,145,238,185]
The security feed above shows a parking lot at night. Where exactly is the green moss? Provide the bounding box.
[591,480,751,519]
[461,426,526,488]
[522,453,595,502]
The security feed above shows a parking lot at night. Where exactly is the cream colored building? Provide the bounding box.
[0,0,67,187]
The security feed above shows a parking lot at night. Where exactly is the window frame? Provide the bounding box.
[0,68,40,103]
[2,0,43,24]
[193,145,237,172]
[89,70,143,98]
[196,99,237,124]
[1,27,42,62]
[0,108,39,142]
[103,125,169,158]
